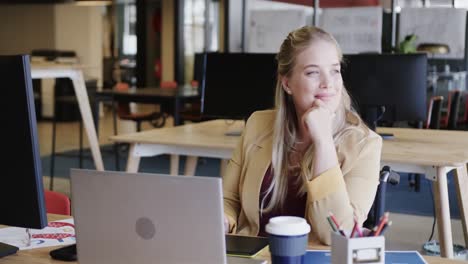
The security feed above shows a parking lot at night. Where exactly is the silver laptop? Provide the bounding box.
[70,169,266,264]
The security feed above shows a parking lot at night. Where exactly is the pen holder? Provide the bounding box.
[331,232,385,264]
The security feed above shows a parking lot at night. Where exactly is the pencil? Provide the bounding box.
[355,225,363,237]
[328,212,341,230]
[350,221,357,238]
[369,226,378,237]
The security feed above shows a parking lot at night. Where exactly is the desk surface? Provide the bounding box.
[111,119,243,150]
[111,120,468,167]
[378,127,468,167]
[0,214,463,264]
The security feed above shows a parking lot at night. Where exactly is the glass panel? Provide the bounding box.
[184,0,219,84]
[123,4,137,55]
[456,0,468,8]
[184,0,205,84]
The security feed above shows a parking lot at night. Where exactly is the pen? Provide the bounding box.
[338,229,346,237]
[378,221,392,236]
[329,212,346,237]
[326,216,338,232]
[374,212,390,237]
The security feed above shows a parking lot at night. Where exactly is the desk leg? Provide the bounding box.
[454,165,468,247]
[126,144,141,173]
[173,96,180,126]
[170,155,179,175]
[184,156,198,176]
[433,167,454,258]
[71,72,104,171]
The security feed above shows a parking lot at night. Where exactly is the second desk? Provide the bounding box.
[110,120,468,258]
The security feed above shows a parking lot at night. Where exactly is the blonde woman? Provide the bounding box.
[223,26,382,245]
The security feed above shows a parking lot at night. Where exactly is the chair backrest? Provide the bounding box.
[44,190,71,216]
[447,90,461,130]
[364,166,399,229]
[426,96,444,129]
[114,82,131,118]
[160,81,178,89]
[462,93,468,125]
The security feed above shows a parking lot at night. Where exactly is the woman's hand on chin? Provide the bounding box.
[302,99,335,143]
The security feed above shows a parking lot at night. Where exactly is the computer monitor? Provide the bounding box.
[201,53,277,121]
[0,55,47,257]
[341,53,428,131]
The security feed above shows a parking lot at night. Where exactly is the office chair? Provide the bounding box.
[426,96,444,129]
[160,80,178,89]
[179,52,206,124]
[44,190,71,216]
[364,166,400,229]
[114,82,167,132]
[112,82,169,170]
[457,93,468,130]
[180,80,204,124]
[444,90,461,130]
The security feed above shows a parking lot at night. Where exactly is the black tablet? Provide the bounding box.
[226,235,269,257]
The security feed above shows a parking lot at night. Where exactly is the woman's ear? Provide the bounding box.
[281,77,292,95]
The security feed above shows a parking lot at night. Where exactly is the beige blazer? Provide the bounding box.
[223,110,383,245]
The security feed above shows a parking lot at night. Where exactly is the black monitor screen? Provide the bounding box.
[342,53,427,129]
[201,53,277,120]
[0,55,47,229]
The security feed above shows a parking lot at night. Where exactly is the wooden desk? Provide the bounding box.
[111,120,468,258]
[31,64,104,171]
[0,214,464,264]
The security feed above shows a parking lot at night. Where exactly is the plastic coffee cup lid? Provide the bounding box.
[265,216,311,236]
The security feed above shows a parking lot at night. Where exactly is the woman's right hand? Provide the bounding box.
[302,99,334,143]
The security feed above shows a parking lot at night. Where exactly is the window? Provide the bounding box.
[122,3,137,55]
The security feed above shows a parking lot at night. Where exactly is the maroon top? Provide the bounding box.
[258,164,307,237]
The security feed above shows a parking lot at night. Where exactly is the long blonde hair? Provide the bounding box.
[262,26,367,212]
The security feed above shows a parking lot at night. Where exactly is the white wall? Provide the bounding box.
[0,5,55,55]
[54,5,104,87]
[161,0,174,82]
[227,0,243,52]
[0,4,105,118]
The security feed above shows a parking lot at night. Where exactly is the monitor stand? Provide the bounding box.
[49,243,77,261]
[0,242,18,258]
